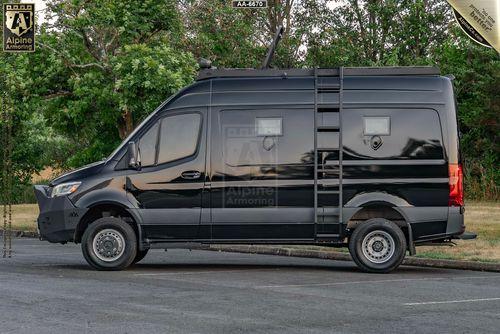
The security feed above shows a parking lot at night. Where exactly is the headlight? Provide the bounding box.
[51,182,81,197]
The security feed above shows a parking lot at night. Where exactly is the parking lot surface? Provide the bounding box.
[1,238,500,333]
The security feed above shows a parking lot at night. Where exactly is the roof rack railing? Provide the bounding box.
[196,66,440,80]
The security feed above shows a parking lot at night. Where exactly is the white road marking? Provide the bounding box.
[256,275,500,289]
[404,297,500,306]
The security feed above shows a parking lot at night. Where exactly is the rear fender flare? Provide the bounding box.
[344,192,415,254]
[344,192,411,223]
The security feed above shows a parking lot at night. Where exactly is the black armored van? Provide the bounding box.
[34,65,475,273]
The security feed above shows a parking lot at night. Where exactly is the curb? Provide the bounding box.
[4,232,499,272]
[0,230,39,239]
[207,244,500,273]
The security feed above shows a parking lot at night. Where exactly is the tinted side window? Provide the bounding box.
[343,108,444,160]
[158,113,201,164]
[138,123,159,167]
[220,109,313,167]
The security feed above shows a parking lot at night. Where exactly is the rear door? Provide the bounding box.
[126,108,207,240]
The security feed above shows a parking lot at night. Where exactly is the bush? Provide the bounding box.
[464,160,499,201]
[0,179,50,205]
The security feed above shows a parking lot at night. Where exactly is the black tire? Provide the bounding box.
[132,249,149,264]
[81,217,137,271]
[348,218,407,273]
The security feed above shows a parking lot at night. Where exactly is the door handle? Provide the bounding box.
[181,171,201,179]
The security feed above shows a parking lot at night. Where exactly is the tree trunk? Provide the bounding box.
[117,107,134,140]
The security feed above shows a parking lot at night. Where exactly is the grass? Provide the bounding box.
[417,201,500,262]
[4,204,39,232]
[4,201,500,262]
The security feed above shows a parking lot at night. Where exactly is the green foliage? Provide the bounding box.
[182,0,265,68]
[435,30,499,200]
[182,0,312,68]
[34,0,197,166]
[304,0,452,66]
[0,51,64,205]
[111,43,196,122]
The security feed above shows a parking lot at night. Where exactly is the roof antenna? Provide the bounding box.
[261,26,284,69]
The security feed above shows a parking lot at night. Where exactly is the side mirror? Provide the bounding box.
[127,141,140,169]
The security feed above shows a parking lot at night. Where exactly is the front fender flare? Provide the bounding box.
[72,189,145,247]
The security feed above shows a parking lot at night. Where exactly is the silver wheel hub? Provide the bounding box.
[92,229,125,262]
[361,230,395,264]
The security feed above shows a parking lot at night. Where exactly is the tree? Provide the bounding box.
[0,51,60,203]
[435,29,499,199]
[304,0,452,67]
[181,0,265,68]
[35,0,197,166]
[181,0,314,69]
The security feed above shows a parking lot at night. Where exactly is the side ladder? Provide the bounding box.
[313,67,344,241]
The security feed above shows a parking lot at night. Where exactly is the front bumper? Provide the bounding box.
[34,185,88,243]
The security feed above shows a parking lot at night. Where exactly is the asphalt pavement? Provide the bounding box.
[1,238,500,334]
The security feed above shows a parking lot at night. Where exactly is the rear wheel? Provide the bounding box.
[82,217,137,271]
[348,218,406,273]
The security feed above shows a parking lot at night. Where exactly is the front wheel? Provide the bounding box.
[82,217,137,271]
[348,218,407,273]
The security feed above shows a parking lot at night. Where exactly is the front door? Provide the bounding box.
[126,109,206,240]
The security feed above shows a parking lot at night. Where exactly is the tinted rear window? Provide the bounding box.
[343,108,444,160]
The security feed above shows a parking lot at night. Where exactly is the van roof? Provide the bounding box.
[196,66,440,81]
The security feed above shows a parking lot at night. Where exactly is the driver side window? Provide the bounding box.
[157,113,201,164]
[137,113,201,167]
